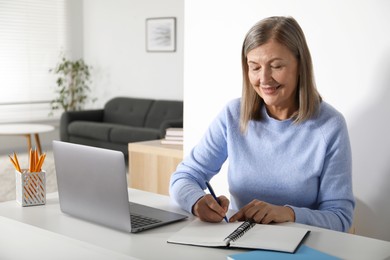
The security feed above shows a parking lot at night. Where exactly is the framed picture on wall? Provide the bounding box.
[146,17,176,52]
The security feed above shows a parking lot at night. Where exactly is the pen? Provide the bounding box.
[205,181,228,223]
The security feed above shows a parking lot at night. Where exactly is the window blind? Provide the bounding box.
[0,0,70,122]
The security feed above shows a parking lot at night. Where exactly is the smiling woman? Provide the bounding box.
[170,16,354,233]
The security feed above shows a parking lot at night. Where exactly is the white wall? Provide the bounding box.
[184,0,390,241]
[83,0,184,108]
[0,0,184,153]
[0,0,83,154]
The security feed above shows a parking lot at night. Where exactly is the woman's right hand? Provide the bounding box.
[192,194,230,222]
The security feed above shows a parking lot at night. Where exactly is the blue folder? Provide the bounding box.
[227,245,340,260]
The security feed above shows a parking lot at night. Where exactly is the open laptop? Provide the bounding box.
[52,140,187,233]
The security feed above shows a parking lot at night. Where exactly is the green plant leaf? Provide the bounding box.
[49,55,96,114]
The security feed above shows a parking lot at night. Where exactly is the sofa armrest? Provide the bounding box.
[60,109,104,141]
[159,119,183,137]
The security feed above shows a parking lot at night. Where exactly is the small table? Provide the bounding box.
[128,139,183,195]
[0,124,55,154]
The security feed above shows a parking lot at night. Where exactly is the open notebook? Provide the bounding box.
[167,219,310,253]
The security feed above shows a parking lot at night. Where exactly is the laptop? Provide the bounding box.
[52,140,187,233]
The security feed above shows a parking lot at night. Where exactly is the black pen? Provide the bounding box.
[205,181,228,223]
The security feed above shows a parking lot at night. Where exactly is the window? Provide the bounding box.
[0,0,75,122]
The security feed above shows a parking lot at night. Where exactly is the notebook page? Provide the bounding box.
[167,219,244,247]
[230,224,309,253]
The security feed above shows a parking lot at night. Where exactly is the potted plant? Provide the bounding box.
[49,56,95,114]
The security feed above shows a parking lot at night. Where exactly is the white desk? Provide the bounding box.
[0,189,390,260]
[0,216,135,260]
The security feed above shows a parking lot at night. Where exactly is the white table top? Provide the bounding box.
[0,190,390,260]
[0,216,136,260]
[0,123,54,135]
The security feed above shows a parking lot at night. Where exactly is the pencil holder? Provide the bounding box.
[15,169,46,206]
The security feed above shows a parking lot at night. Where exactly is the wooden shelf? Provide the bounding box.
[128,140,183,195]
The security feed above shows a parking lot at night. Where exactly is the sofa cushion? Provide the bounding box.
[109,125,161,144]
[68,121,113,141]
[144,100,183,129]
[103,97,154,127]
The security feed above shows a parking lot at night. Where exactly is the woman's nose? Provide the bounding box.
[259,67,272,85]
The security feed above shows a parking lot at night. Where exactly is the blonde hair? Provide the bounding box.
[240,16,322,133]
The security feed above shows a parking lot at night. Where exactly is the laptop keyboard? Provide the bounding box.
[130,213,162,228]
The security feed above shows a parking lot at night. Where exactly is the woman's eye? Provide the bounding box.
[250,67,260,71]
[271,64,282,69]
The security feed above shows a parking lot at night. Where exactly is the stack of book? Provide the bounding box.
[161,128,183,145]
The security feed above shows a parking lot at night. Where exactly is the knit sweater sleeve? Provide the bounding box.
[169,104,229,214]
[288,113,355,232]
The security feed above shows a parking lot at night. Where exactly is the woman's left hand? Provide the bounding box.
[229,199,295,224]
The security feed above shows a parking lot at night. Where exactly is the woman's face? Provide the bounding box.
[247,40,299,120]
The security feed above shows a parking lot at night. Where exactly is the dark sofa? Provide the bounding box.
[60,97,183,157]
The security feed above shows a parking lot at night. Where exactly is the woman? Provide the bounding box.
[170,16,354,232]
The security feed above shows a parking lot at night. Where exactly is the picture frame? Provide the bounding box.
[146,17,176,52]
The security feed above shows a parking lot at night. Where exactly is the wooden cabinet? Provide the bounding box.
[128,140,183,195]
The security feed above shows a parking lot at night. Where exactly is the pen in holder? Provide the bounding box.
[15,169,46,206]
[9,149,47,207]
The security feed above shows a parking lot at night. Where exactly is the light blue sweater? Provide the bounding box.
[170,98,355,232]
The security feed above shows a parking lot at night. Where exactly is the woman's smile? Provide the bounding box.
[261,84,282,95]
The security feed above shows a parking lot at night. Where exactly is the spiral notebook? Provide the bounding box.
[167,219,310,253]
